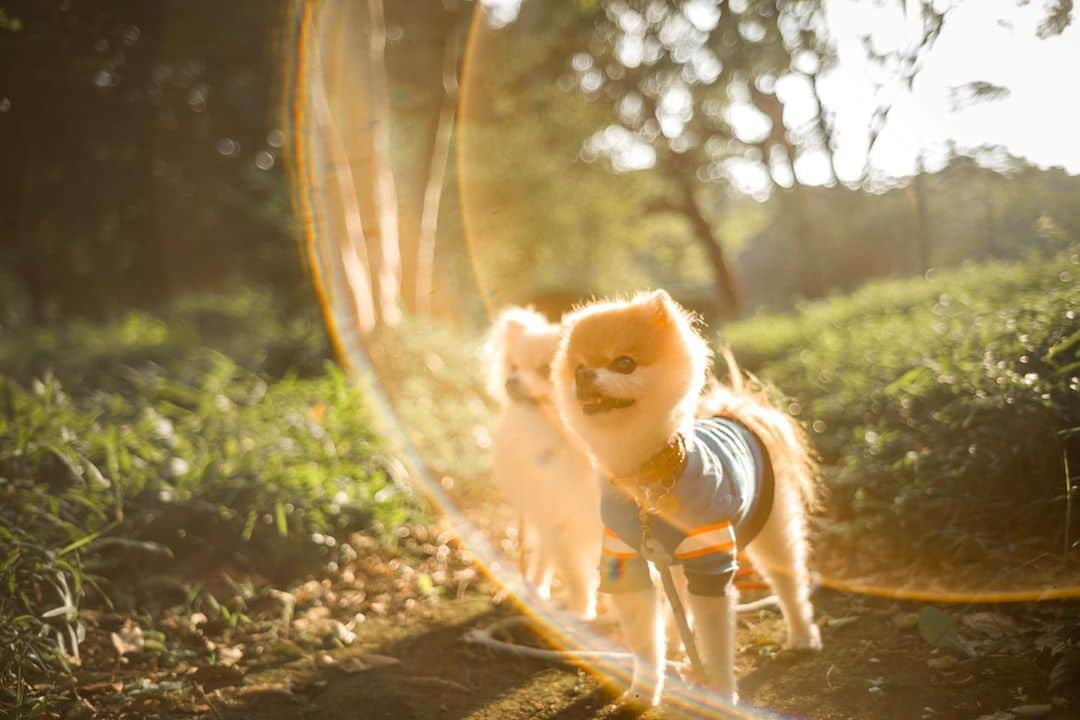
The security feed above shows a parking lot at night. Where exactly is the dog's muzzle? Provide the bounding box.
[575,366,634,415]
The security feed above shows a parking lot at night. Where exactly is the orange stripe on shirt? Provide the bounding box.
[684,521,732,538]
[602,527,639,559]
[602,547,640,559]
[675,540,736,560]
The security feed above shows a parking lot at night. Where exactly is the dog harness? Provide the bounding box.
[598,417,774,597]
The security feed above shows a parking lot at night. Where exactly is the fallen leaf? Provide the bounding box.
[333,621,356,646]
[110,620,144,656]
[332,653,401,673]
[892,612,920,629]
[1048,647,1080,699]
[962,612,1018,639]
[217,644,244,667]
[230,682,291,698]
[918,607,974,657]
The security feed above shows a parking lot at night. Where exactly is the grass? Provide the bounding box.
[3,250,1077,712]
[0,290,416,713]
[723,251,1080,577]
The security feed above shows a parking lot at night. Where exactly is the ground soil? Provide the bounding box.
[58,518,1079,720]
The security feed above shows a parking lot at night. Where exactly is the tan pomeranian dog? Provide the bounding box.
[551,290,821,708]
[485,307,601,619]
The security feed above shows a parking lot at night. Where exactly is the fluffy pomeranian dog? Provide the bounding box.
[552,290,821,707]
[485,307,601,619]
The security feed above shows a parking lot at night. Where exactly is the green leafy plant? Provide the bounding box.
[0,290,416,713]
[724,252,1080,572]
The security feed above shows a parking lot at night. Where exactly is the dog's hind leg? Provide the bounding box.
[554,535,598,621]
[520,520,554,599]
[744,483,821,650]
[528,541,555,600]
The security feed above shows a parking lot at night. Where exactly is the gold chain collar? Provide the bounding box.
[608,432,688,514]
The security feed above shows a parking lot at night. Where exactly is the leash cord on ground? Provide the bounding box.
[462,594,778,664]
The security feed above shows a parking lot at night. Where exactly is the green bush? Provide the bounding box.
[724,253,1080,570]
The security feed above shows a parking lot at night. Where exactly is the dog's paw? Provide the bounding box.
[786,623,822,652]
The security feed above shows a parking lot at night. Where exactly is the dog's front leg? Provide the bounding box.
[611,587,666,707]
[686,591,737,705]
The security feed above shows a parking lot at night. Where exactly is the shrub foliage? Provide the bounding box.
[725,253,1080,573]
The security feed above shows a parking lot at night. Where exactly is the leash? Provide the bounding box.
[638,484,710,685]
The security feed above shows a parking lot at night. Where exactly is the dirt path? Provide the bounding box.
[200,584,1074,720]
[62,517,1078,720]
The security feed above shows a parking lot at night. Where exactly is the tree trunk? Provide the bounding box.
[365,0,403,326]
[674,174,740,315]
[311,35,378,334]
[912,156,931,274]
[788,186,824,299]
[415,22,461,315]
[809,70,839,185]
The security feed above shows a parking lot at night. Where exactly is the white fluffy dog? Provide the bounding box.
[485,307,601,619]
[551,290,821,708]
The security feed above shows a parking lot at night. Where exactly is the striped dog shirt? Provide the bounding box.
[598,417,773,597]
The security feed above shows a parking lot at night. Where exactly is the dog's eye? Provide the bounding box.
[609,356,637,374]
[536,363,551,377]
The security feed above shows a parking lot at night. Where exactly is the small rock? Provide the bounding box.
[1010,705,1051,718]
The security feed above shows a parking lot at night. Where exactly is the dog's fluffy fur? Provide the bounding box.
[485,307,600,618]
[552,290,821,707]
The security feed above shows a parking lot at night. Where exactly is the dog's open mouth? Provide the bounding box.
[578,392,635,415]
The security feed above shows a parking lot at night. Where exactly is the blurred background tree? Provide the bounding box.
[0,0,1076,326]
[0,1,301,319]
[458,0,1077,321]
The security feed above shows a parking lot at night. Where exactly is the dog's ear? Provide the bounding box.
[648,289,674,327]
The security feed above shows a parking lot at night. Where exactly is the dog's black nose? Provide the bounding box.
[575,366,597,394]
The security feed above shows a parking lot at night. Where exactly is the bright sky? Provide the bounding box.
[823,0,1080,182]
[482,0,1080,190]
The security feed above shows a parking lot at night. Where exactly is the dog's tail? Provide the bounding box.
[699,347,820,511]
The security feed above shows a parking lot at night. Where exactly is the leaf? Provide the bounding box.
[332,653,401,673]
[58,528,107,558]
[918,606,974,657]
[961,611,1018,639]
[216,644,244,667]
[110,621,145,656]
[892,612,919,629]
[88,537,173,558]
[1049,647,1080,701]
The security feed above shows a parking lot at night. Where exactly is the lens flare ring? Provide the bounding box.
[281,1,1080,715]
